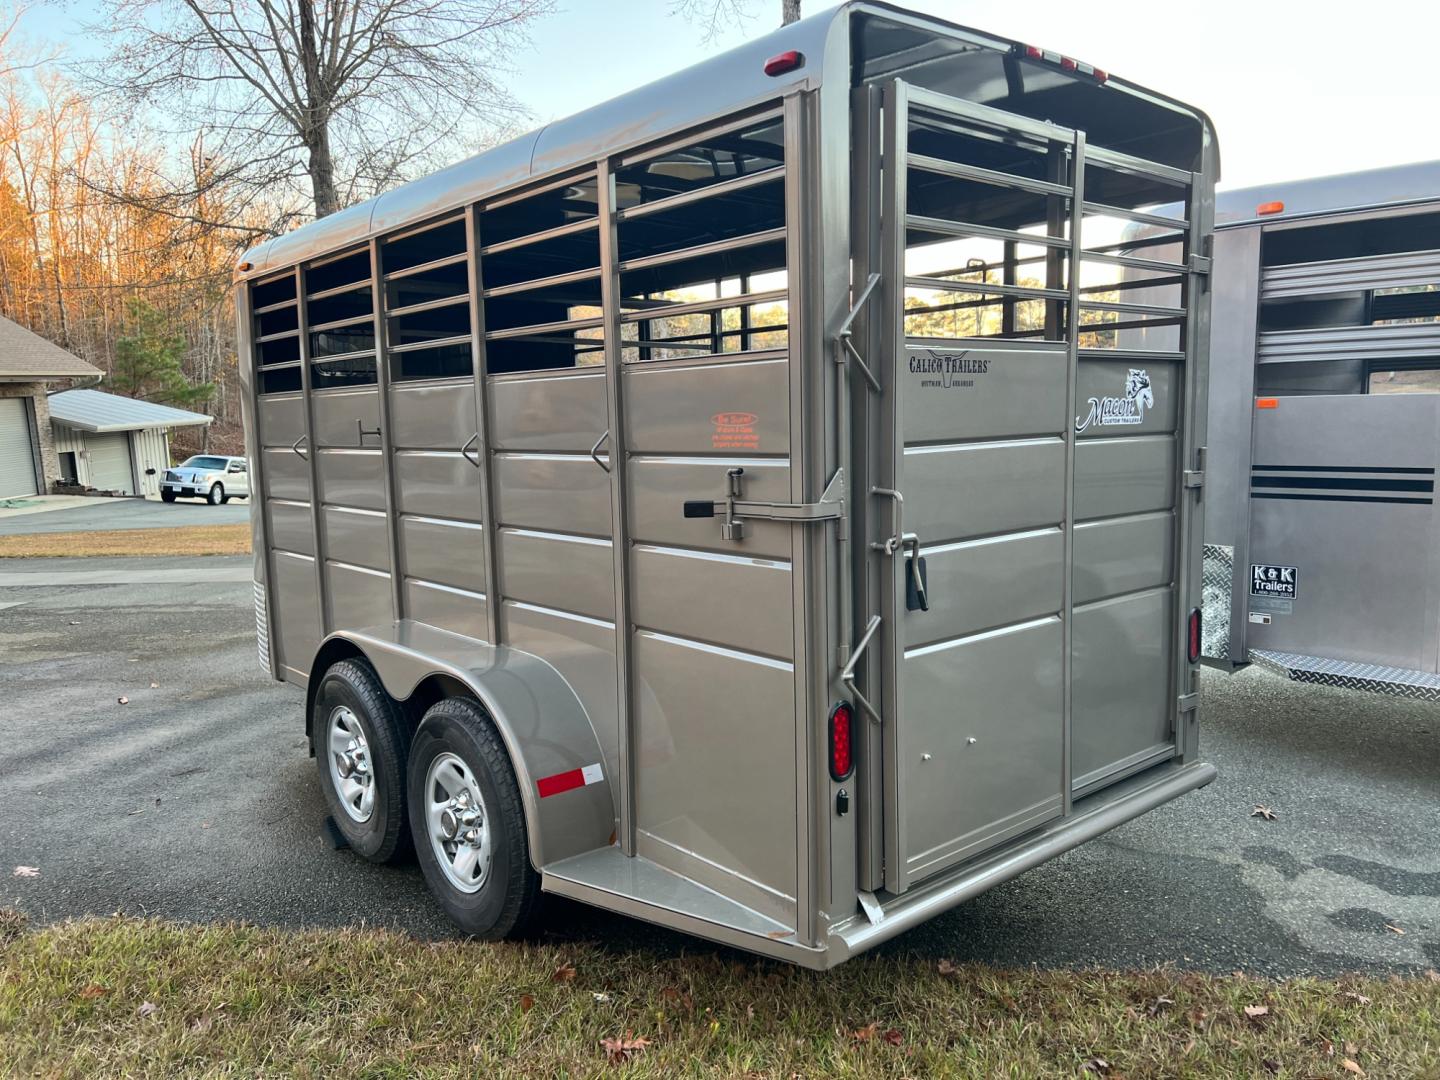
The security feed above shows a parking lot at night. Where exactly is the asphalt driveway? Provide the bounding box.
[1,555,1436,976]
[0,497,250,535]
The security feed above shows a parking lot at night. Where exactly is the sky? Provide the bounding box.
[28,0,1440,193]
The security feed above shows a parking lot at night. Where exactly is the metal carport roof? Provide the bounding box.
[47,388,212,433]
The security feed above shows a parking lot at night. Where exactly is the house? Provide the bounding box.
[48,389,212,498]
[0,315,102,499]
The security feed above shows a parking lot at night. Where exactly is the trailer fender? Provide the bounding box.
[310,624,615,870]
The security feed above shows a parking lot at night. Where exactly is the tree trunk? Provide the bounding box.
[296,0,340,218]
[781,0,801,24]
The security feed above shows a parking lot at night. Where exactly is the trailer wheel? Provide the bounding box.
[312,658,412,864]
[408,697,542,938]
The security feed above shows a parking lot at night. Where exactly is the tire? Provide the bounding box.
[207,483,224,506]
[160,490,177,503]
[312,658,413,864]
[408,697,542,938]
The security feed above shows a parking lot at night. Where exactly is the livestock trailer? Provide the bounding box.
[1199,161,1440,698]
[237,1,1218,968]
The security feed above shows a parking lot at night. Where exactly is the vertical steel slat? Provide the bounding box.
[1061,132,1086,816]
[782,90,814,942]
[878,78,909,896]
[236,284,280,679]
[465,205,502,646]
[369,238,404,622]
[294,265,332,643]
[597,159,636,856]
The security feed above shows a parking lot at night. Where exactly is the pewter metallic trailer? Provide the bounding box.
[237,2,1218,968]
[1198,161,1440,699]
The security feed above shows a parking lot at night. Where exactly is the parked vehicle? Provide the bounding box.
[160,454,250,505]
[1196,161,1440,699]
[238,1,1217,968]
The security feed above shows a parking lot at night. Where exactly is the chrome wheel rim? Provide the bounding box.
[425,752,492,894]
[326,705,375,823]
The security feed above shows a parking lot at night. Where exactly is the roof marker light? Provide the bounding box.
[1257,201,1285,216]
[236,261,253,272]
[1060,56,1078,71]
[763,50,803,77]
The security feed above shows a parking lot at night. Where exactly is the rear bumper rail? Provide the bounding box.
[826,759,1216,964]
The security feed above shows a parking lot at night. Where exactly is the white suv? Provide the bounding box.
[161,455,250,505]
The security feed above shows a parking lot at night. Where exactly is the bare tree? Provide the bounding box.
[672,0,801,43]
[86,0,553,219]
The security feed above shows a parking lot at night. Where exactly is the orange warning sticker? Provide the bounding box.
[711,411,760,451]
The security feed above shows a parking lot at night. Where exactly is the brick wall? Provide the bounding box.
[0,381,60,492]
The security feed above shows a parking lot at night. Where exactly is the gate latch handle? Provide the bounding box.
[682,468,846,541]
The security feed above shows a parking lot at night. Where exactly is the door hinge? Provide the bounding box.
[1177,692,1200,714]
[1183,470,1204,489]
[1187,253,1212,276]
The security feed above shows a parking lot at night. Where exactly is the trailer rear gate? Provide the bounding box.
[239,2,1216,965]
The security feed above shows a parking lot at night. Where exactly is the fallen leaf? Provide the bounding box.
[1344,991,1372,1005]
[1262,1059,1280,1074]
[937,959,960,978]
[1081,1056,1111,1074]
[1344,1041,1358,1056]
[137,1001,159,1018]
[592,992,611,1004]
[552,962,577,983]
[1342,1059,1365,1076]
[1243,1004,1269,1020]
[851,1023,879,1044]
[882,1028,903,1046]
[117,696,129,705]
[188,1013,214,1034]
[1384,924,1405,936]
[78,985,108,1000]
[12,866,38,878]
[1147,995,1175,1016]
[600,1032,650,1065]
[1251,804,1278,821]
[519,993,534,1013]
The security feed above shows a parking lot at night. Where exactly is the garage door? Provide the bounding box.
[0,397,39,498]
[87,432,135,495]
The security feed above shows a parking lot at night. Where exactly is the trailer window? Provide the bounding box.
[480,172,603,374]
[1369,364,1440,394]
[304,247,377,388]
[617,112,789,363]
[376,216,477,383]
[250,272,302,396]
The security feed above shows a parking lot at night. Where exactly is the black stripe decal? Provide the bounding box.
[1252,465,1435,475]
[1252,493,1433,505]
[1251,476,1435,493]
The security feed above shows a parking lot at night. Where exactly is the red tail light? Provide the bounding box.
[829,702,854,781]
[1188,608,1202,664]
[764,50,803,77]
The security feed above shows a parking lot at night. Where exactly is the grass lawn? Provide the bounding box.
[1,912,1436,1077]
[0,524,251,559]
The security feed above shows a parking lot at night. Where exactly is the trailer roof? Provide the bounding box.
[1214,159,1440,228]
[240,1,1213,279]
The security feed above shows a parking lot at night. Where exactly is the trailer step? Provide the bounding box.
[541,848,824,965]
[1250,649,1440,700]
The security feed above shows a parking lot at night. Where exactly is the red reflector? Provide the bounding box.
[1093,68,1109,84]
[829,702,854,781]
[764,49,803,77]
[1060,56,1078,71]
[1256,397,1279,409]
[1188,608,1202,664]
[1024,44,1044,60]
[1256,201,1285,216]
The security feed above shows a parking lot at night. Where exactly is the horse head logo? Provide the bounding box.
[1125,368,1154,411]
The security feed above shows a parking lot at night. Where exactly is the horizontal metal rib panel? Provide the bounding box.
[619,289,787,325]
[617,226,787,274]
[1085,145,1192,186]
[906,213,1070,249]
[1082,201,1187,231]
[1257,322,1440,364]
[906,275,1069,303]
[1261,248,1440,300]
[616,165,785,222]
[906,153,1070,198]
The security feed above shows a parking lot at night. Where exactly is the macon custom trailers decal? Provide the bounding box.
[1199,160,1440,698]
[237,1,1217,968]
